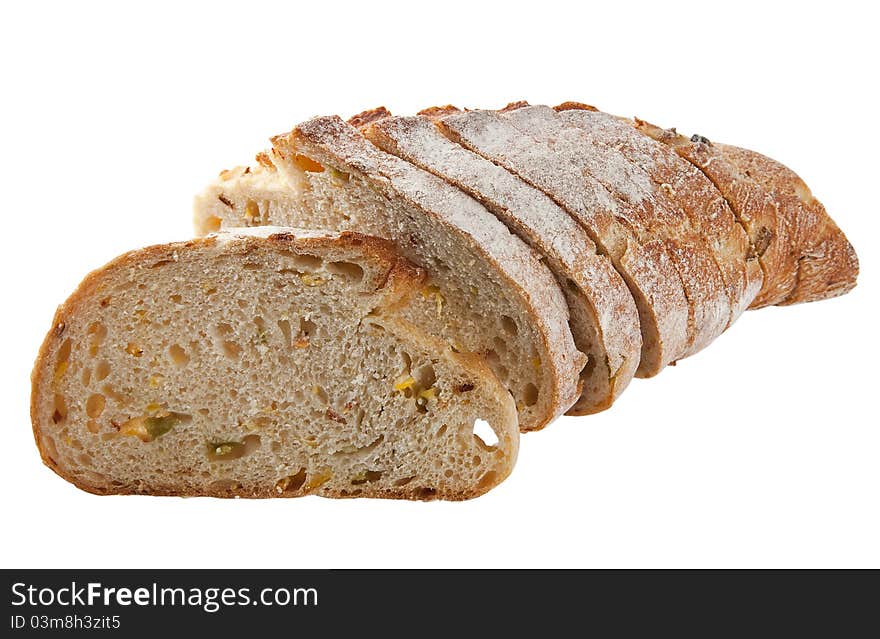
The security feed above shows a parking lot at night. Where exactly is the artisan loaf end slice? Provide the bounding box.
[31,228,518,500]
[632,120,859,307]
[362,113,641,414]
[431,107,688,376]
[195,116,586,431]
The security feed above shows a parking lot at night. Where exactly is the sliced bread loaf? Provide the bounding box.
[361,112,641,414]
[632,119,859,307]
[31,228,518,500]
[431,107,689,376]
[194,116,586,431]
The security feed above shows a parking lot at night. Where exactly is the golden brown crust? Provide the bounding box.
[554,101,599,112]
[417,105,462,119]
[633,119,858,307]
[714,144,859,305]
[254,151,276,171]
[499,100,530,112]
[347,106,393,129]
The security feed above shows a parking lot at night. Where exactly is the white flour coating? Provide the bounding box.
[437,108,690,375]
[500,106,730,357]
[559,108,759,327]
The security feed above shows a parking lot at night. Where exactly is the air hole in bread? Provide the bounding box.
[168,344,190,367]
[213,323,233,337]
[54,339,72,380]
[288,253,323,271]
[277,319,292,349]
[299,318,317,338]
[313,386,329,404]
[292,154,325,173]
[523,383,539,407]
[327,261,364,282]
[86,323,106,357]
[125,342,143,357]
[101,384,128,406]
[85,393,105,419]
[169,294,183,305]
[351,470,382,485]
[243,200,263,226]
[207,434,261,462]
[253,317,268,345]
[221,340,241,359]
[492,336,508,354]
[473,419,498,449]
[394,476,415,487]
[86,420,99,434]
[52,393,68,425]
[275,468,307,494]
[203,216,222,233]
[500,315,518,335]
[81,367,91,386]
[413,364,437,390]
[94,360,110,381]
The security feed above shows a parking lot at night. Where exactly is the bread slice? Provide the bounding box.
[554,103,763,324]
[31,228,518,500]
[632,119,858,307]
[430,107,689,376]
[361,112,641,414]
[194,116,586,431]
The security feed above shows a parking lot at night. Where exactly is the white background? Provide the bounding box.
[1,1,877,568]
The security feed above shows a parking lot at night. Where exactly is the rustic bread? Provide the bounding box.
[31,228,519,500]
[497,104,745,361]
[632,119,858,307]
[361,112,641,414]
[554,103,762,324]
[432,107,689,376]
[194,116,586,431]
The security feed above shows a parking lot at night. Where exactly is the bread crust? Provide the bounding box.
[632,120,858,307]
[32,229,518,500]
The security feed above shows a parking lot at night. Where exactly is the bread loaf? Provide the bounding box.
[192,100,858,419]
[31,229,519,500]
